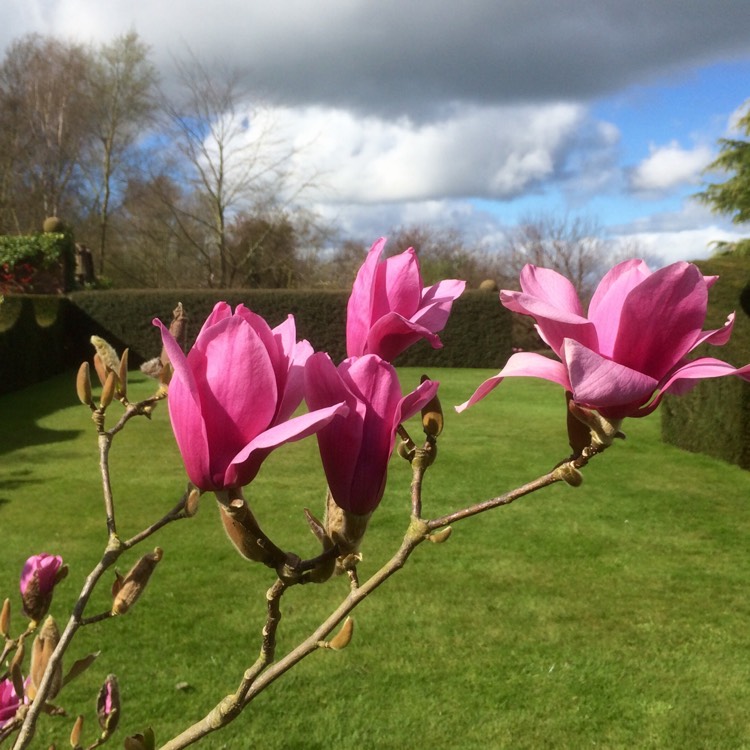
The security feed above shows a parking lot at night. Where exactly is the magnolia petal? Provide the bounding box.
[564,339,658,411]
[346,238,387,357]
[588,259,651,357]
[519,265,585,317]
[412,278,466,332]
[363,312,442,361]
[371,247,422,322]
[164,373,214,488]
[196,316,278,447]
[394,376,440,429]
[275,337,314,424]
[456,352,571,412]
[689,312,735,350]
[612,262,708,379]
[224,401,349,488]
[500,290,596,357]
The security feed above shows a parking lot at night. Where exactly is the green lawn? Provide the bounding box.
[1,368,749,749]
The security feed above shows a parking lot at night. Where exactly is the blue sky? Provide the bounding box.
[3,0,750,265]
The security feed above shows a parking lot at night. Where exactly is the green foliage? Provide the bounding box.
[0,233,70,268]
[697,103,750,224]
[661,254,750,469]
[1,372,750,748]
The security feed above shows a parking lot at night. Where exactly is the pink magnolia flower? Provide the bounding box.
[20,554,65,621]
[155,302,346,491]
[458,260,750,419]
[346,237,466,361]
[0,678,23,728]
[305,353,439,515]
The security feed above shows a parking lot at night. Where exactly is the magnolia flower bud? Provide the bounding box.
[97,674,120,734]
[20,554,66,623]
[29,616,62,700]
[111,549,162,615]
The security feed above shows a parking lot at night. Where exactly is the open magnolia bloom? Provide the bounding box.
[155,303,346,491]
[305,353,439,516]
[346,237,466,361]
[458,260,750,420]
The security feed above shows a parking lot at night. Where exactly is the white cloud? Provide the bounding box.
[243,102,600,205]
[629,141,713,193]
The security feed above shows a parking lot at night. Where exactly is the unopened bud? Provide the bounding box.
[327,617,354,650]
[111,548,163,615]
[96,674,120,735]
[420,375,443,438]
[117,348,129,400]
[99,371,117,410]
[0,598,10,637]
[30,616,62,700]
[124,729,155,750]
[184,486,201,517]
[428,526,452,544]
[90,336,121,379]
[554,463,584,487]
[70,714,84,748]
[76,362,93,407]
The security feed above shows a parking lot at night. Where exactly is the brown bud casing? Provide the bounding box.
[99,371,117,410]
[70,714,85,748]
[324,490,371,572]
[76,362,93,407]
[328,617,354,650]
[216,491,286,567]
[112,549,163,615]
[29,616,62,700]
[0,597,10,637]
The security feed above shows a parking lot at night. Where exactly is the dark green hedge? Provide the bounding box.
[67,288,512,369]
[0,296,69,393]
[661,256,750,469]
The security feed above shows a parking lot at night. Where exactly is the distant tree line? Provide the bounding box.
[0,32,647,293]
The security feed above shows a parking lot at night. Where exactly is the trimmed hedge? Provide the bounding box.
[67,288,512,369]
[0,289,512,395]
[661,256,750,470]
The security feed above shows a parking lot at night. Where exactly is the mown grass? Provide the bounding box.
[1,368,749,749]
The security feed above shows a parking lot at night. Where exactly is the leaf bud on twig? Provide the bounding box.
[99,372,117,410]
[327,617,354,650]
[69,714,84,748]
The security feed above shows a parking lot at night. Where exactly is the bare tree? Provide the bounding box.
[158,53,314,287]
[0,35,94,227]
[498,212,614,299]
[86,31,158,274]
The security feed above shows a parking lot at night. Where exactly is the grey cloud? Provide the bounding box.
[142,0,750,117]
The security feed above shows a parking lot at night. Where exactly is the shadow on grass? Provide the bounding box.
[0,371,82,459]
